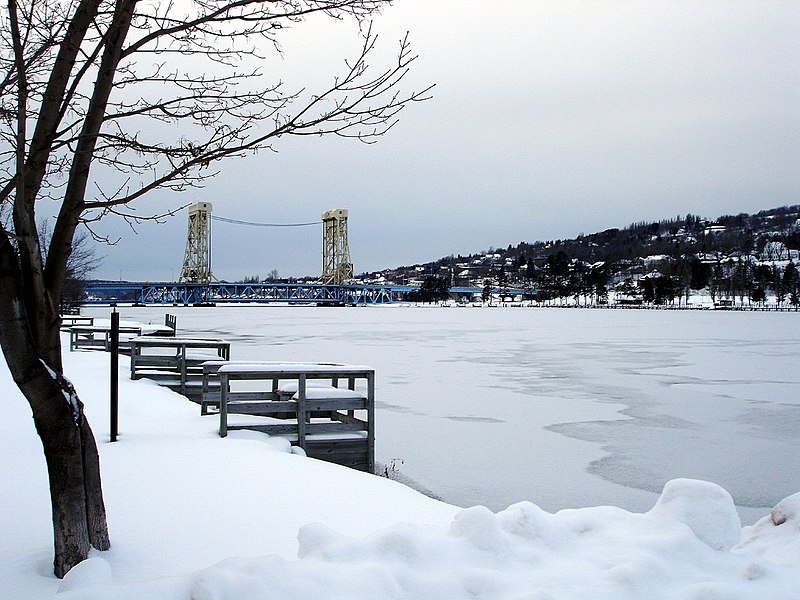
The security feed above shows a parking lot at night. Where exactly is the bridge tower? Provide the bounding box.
[321,208,353,285]
[179,201,213,283]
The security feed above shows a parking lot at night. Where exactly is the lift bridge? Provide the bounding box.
[84,203,402,305]
[82,282,399,305]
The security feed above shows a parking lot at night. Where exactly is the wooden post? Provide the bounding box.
[179,344,187,396]
[367,371,375,473]
[348,376,356,417]
[110,310,119,442]
[219,372,229,437]
[297,373,307,449]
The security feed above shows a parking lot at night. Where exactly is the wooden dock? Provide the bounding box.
[67,313,178,352]
[69,324,142,351]
[215,362,375,473]
[72,312,378,473]
[129,337,231,397]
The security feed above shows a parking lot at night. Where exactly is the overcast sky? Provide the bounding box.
[91,0,800,282]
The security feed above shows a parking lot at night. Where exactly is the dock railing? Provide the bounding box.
[216,362,375,472]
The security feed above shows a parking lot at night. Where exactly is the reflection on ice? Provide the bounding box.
[445,415,505,423]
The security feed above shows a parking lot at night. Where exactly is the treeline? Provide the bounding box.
[395,205,800,306]
[420,205,800,271]
[491,254,799,307]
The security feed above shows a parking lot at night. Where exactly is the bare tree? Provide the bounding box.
[0,0,429,577]
[39,221,103,311]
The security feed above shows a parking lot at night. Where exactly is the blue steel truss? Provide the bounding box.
[82,282,535,306]
[83,282,400,305]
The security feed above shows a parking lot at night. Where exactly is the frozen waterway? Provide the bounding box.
[87,305,800,524]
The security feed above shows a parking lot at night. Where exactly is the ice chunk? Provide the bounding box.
[736,492,800,565]
[770,491,800,526]
[448,505,505,551]
[496,501,556,542]
[648,478,741,551]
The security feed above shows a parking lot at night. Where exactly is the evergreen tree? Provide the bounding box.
[783,263,798,306]
[410,276,450,303]
[481,279,492,303]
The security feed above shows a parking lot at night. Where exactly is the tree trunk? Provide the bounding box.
[29,365,110,577]
[80,419,111,550]
[0,233,109,578]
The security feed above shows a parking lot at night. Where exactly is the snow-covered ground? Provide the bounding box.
[2,306,799,598]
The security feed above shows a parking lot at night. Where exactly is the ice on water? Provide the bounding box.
[122,305,800,523]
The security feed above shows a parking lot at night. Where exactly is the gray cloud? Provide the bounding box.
[93,0,800,281]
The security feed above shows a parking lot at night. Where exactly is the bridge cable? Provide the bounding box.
[212,215,322,227]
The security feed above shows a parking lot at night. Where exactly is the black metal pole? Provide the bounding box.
[110,309,119,442]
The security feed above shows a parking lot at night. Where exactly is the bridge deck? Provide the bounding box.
[83,282,533,305]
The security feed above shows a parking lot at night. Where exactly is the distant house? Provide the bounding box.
[638,270,664,283]
[453,268,473,287]
[761,241,790,261]
[643,255,670,267]
[714,298,735,310]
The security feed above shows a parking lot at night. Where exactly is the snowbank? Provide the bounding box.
[56,480,800,600]
[1,339,799,599]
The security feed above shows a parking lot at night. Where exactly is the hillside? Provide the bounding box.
[358,205,800,305]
